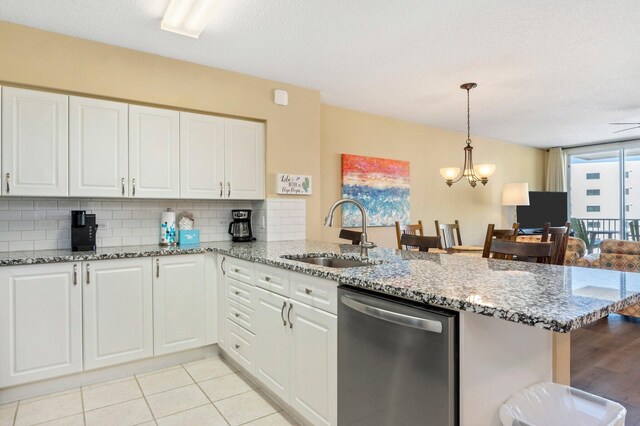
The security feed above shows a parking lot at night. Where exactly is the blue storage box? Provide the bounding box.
[179,229,200,245]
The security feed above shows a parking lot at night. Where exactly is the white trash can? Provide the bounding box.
[500,382,626,426]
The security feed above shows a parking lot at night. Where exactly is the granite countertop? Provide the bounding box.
[1,240,639,333]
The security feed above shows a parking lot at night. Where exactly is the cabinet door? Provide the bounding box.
[69,96,128,197]
[129,105,180,198]
[1,87,68,196]
[153,254,206,355]
[83,258,152,370]
[254,288,290,402]
[224,118,265,200]
[0,263,82,387]
[217,256,227,351]
[180,112,225,199]
[290,301,337,426]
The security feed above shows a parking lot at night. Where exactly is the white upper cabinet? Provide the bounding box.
[180,112,225,199]
[129,105,180,198]
[70,96,129,197]
[153,254,206,355]
[0,262,82,387]
[83,258,153,370]
[224,118,265,200]
[1,87,68,196]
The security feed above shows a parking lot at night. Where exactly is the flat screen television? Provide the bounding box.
[516,191,568,229]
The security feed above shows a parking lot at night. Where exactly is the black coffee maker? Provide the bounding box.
[228,210,254,242]
[71,210,98,251]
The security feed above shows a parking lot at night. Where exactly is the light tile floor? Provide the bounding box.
[1,355,299,426]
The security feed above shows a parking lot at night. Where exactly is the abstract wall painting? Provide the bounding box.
[341,154,410,227]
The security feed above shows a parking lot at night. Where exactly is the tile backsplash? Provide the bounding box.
[0,197,306,252]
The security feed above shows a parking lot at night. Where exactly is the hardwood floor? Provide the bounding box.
[572,313,640,425]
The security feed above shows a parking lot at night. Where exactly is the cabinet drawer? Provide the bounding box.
[227,298,255,333]
[290,272,338,315]
[227,277,255,309]
[226,319,255,374]
[225,257,254,284]
[255,263,290,297]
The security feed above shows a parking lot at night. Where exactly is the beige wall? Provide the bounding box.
[0,21,323,239]
[321,105,546,247]
[0,21,546,246]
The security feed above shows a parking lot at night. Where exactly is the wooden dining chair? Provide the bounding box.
[339,229,362,245]
[435,220,462,249]
[399,234,440,252]
[483,239,554,263]
[541,222,571,266]
[395,220,424,250]
[482,223,520,259]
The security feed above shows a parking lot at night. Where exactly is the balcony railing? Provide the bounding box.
[571,217,640,253]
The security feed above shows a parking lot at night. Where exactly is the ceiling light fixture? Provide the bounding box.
[440,83,495,188]
[161,0,223,38]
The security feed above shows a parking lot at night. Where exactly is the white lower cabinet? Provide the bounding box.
[153,254,206,355]
[0,263,82,387]
[83,258,153,370]
[289,300,337,426]
[254,287,290,402]
[220,258,338,426]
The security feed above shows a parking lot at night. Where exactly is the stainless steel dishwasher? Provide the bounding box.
[338,286,458,426]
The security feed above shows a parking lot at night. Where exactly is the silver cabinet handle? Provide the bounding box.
[287,303,293,329]
[121,178,125,196]
[305,288,312,295]
[340,295,443,333]
[234,344,240,349]
[5,173,10,194]
[234,268,239,273]
[265,276,271,282]
[156,259,160,278]
[86,264,91,285]
[132,178,136,197]
[234,312,240,318]
[281,301,287,326]
[221,257,226,275]
[73,264,78,286]
[234,291,240,296]
[227,182,231,197]
[219,182,223,198]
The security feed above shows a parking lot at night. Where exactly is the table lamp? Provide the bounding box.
[502,183,530,224]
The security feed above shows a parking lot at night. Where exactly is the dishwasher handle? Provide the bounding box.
[341,294,443,334]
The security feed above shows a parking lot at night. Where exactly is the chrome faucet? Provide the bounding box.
[324,198,376,258]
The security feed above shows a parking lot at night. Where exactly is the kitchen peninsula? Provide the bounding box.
[1,240,638,425]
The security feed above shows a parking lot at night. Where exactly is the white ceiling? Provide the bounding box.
[1,0,640,148]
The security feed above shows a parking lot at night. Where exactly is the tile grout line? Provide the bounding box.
[181,363,231,426]
[79,386,86,426]
[134,374,157,424]
[12,400,19,426]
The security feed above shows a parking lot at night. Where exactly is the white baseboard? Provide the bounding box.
[0,345,219,404]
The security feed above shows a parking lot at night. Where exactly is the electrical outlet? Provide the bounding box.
[96,220,109,230]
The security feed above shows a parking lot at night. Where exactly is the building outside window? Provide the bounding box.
[568,145,640,247]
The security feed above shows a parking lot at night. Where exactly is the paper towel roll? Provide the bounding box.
[160,211,177,246]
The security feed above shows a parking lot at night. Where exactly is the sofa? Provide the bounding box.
[587,239,640,317]
[516,235,591,267]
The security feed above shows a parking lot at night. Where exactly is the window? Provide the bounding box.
[587,206,601,212]
[586,189,600,196]
[587,221,601,228]
[586,173,600,180]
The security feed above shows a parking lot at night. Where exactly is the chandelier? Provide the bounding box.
[440,83,495,188]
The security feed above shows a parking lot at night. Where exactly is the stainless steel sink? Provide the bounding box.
[282,255,373,268]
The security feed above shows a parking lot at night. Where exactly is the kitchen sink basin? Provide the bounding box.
[282,255,374,268]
